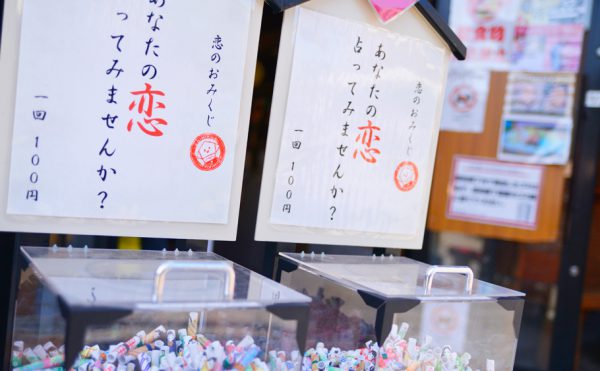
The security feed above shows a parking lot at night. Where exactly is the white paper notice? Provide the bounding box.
[441,63,490,133]
[269,8,445,235]
[447,156,543,229]
[449,0,520,69]
[8,0,253,223]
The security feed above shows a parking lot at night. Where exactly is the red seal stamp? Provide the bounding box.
[190,133,226,171]
[394,161,418,192]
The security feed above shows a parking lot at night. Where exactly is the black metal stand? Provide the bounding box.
[550,4,600,368]
[0,233,19,370]
[1,3,19,368]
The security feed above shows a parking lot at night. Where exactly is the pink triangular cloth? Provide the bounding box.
[368,0,419,24]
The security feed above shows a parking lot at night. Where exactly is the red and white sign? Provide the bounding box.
[441,64,490,133]
[5,0,256,227]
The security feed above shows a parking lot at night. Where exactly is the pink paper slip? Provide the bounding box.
[369,0,419,24]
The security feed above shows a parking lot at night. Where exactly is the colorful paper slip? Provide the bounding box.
[368,0,419,24]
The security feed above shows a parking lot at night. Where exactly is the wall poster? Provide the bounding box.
[441,64,490,133]
[498,72,576,165]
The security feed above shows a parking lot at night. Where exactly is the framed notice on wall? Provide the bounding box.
[0,0,263,239]
[255,0,464,249]
[447,156,543,230]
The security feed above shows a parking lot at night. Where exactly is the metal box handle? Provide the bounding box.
[424,266,474,295]
[152,261,236,302]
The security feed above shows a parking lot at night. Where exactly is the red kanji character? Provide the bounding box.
[514,25,528,40]
[490,26,505,41]
[353,120,381,164]
[127,83,167,136]
[475,26,487,41]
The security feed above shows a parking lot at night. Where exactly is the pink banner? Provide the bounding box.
[369,0,419,24]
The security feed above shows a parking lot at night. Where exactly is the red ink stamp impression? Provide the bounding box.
[190,133,226,171]
[394,161,418,192]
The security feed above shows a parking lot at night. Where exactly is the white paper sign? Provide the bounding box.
[450,0,587,72]
[441,63,490,133]
[585,90,600,108]
[7,0,253,224]
[449,0,520,69]
[447,156,543,229]
[269,8,445,236]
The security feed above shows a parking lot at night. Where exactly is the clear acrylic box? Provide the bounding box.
[277,252,524,371]
[12,246,310,370]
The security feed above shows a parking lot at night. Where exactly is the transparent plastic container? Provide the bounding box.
[277,252,524,371]
[12,246,310,370]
